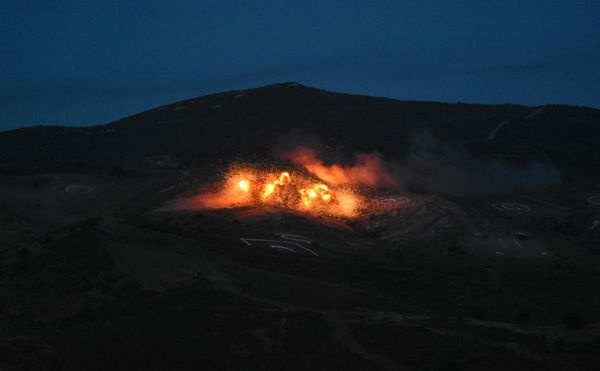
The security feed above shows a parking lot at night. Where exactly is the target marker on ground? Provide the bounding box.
[240,234,319,257]
[588,196,600,206]
[492,203,532,213]
[52,184,93,194]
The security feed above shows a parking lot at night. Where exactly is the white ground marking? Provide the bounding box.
[512,239,522,248]
[588,196,600,206]
[488,120,509,140]
[495,251,505,255]
[269,245,296,253]
[66,185,89,193]
[158,185,176,194]
[239,238,320,257]
[52,184,93,194]
[492,203,532,213]
[280,234,312,245]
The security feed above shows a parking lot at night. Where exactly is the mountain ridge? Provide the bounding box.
[1,82,599,180]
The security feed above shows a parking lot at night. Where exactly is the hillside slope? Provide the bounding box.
[1,82,599,178]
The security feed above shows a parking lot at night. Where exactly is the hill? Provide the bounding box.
[1,82,599,179]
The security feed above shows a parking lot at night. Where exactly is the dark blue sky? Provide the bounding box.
[1,0,599,131]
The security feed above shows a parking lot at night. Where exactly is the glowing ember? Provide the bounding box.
[195,165,365,218]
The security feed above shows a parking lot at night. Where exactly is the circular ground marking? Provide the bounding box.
[492,202,532,213]
[52,184,93,194]
[588,195,600,206]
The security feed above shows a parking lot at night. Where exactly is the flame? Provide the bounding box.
[238,179,250,192]
[178,147,401,218]
[300,183,332,207]
[283,146,398,187]
[261,171,291,199]
[194,165,364,218]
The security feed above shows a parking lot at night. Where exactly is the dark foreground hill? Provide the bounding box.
[1,82,599,179]
[1,84,600,370]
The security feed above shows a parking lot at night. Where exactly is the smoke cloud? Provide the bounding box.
[281,146,399,188]
[400,131,562,195]
[275,129,561,196]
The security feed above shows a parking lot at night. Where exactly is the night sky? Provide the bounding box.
[1,0,599,131]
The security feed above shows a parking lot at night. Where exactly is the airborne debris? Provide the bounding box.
[176,146,401,218]
[183,164,366,218]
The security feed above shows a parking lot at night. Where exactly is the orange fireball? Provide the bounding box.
[196,165,364,218]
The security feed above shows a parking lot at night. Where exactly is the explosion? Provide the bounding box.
[180,146,399,219]
[194,165,364,218]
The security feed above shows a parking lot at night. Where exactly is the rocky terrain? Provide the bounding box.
[1,83,599,370]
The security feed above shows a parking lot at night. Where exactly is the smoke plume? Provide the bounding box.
[400,131,562,195]
[282,146,399,188]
